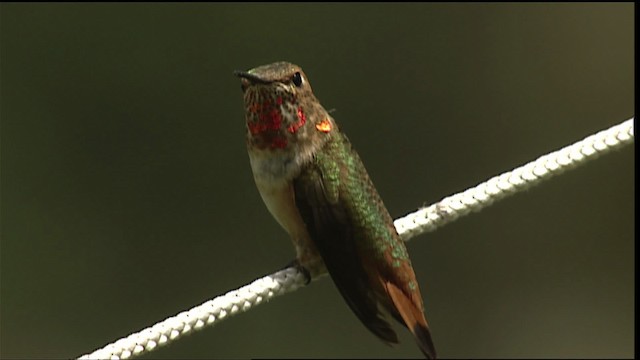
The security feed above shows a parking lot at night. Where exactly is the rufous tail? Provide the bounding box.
[386,281,437,359]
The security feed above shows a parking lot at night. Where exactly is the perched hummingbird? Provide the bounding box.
[235,61,436,358]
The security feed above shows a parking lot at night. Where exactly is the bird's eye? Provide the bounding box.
[292,72,303,87]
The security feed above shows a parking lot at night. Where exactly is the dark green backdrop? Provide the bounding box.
[1,3,633,359]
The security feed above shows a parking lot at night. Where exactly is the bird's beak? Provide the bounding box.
[233,70,271,84]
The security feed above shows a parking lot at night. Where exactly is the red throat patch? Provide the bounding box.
[246,91,299,149]
[287,106,306,133]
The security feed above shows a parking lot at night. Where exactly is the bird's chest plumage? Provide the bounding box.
[248,149,325,275]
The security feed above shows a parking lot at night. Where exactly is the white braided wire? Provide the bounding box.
[78,117,634,360]
[394,117,634,240]
[78,267,308,360]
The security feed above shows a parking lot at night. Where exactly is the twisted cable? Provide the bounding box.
[394,117,634,240]
[78,117,634,359]
[79,267,308,359]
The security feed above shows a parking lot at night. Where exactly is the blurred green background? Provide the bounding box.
[1,3,633,359]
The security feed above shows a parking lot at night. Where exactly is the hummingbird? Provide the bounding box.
[235,61,436,358]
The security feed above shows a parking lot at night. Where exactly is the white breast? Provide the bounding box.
[248,150,306,238]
